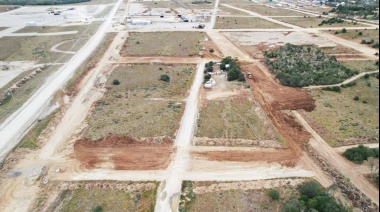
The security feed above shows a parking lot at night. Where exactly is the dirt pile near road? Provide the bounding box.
[74,135,174,170]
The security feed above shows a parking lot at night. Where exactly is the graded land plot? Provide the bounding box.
[85,98,185,140]
[105,64,195,100]
[139,1,178,9]
[306,76,379,147]
[0,22,102,63]
[122,32,206,56]
[197,96,273,141]
[215,17,289,29]
[0,65,62,124]
[180,179,307,212]
[273,17,365,28]
[327,29,379,47]
[33,181,158,212]
[301,6,333,14]
[218,6,250,16]
[14,23,97,33]
[74,136,174,170]
[232,4,308,16]
[341,60,379,73]
[319,44,362,55]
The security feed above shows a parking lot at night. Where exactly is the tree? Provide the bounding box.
[268,189,280,200]
[92,205,103,212]
[298,181,322,198]
[341,28,347,33]
[112,79,120,85]
[366,157,379,180]
[160,74,170,82]
[353,96,360,101]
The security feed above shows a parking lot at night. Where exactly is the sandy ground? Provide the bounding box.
[0,61,39,88]
[223,31,337,48]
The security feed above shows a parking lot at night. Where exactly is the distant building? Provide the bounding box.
[128,19,152,25]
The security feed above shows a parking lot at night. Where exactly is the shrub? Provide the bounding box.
[112,79,120,85]
[353,96,360,101]
[160,74,170,82]
[364,73,370,79]
[159,67,163,70]
[92,205,103,212]
[322,86,341,92]
[268,189,280,200]
[204,74,211,81]
[298,181,322,198]
[358,31,363,36]
[341,28,347,33]
[209,48,215,53]
[136,41,140,44]
[343,145,379,164]
[335,31,339,34]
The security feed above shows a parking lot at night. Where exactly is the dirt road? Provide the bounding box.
[154,63,205,212]
[293,111,379,205]
[206,31,255,62]
[222,4,301,29]
[0,0,123,162]
[304,70,379,89]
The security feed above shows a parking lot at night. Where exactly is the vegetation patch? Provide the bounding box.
[273,16,364,28]
[308,77,379,146]
[341,60,379,73]
[329,29,379,49]
[215,17,288,29]
[343,145,379,164]
[105,64,195,100]
[231,4,306,16]
[122,32,206,56]
[86,99,185,140]
[266,44,357,87]
[197,96,272,141]
[17,109,58,149]
[330,3,379,20]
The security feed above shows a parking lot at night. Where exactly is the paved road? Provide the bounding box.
[154,63,205,212]
[0,0,123,161]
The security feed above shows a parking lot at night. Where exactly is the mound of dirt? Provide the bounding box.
[74,135,174,170]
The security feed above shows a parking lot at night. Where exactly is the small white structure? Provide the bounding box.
[26,21,37,26]
[129,19,152,25]
[204,78,216,89]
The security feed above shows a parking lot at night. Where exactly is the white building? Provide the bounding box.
[127,19,152,25]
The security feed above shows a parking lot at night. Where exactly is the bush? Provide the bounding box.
[353,96,360,101]
[364,73,370,79]
[358,31,363,36]
[298,181,323,198]
[322,86,341,92]
[266,44,356,87]
[268,189,280,200]
[160,74,170,82]
[92,205,103,212]
[343,145,379,164]
[112,79,120,85]
[341,28,347,33]
[209,48,215,53]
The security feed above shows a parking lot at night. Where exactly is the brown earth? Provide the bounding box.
[197,62,315,166]
[74,135,175,170]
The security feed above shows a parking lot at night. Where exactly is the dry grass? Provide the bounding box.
[218,6,250,16]
[94,5,113,18]
[0,22,102,63]
[320,44,361,54]
[341,60,379,73]
[106,64,195,100]
[197,96,272,140]
[0,65,62,124]
[274,17,366,28]
[215,17,289,29]
[85,99,185,140]
[182,181,301,212]
[327,29,379,47]
[308,76,379,146]
[122,32,206,56]
[232,4,307,16]
[140,1,177,9]
[302,6,333,13]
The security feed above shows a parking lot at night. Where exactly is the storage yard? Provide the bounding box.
[0,0,378,211]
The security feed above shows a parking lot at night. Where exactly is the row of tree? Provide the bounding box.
[265,44,358,87]
[331,4,379,20]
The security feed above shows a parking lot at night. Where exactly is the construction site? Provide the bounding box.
[0,0,378,211]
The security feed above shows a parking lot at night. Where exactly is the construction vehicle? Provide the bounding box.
[246,72,253,79]
[194,24,205,29]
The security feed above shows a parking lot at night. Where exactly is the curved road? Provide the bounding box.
[0,0,122,161]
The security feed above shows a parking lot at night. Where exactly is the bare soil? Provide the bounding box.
[74,135,175,170]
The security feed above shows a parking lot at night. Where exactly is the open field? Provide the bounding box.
[122,32,206,56]
[215,17,289,29]
[106,64,195,100]
[0,22,102,63]
[85,98,185,140]
[327,29,379,47]
[341,60,379,73]
[33,181,158,212]
[180,179,306,211]
[306,76,379,146]
[232,4,307,16]
[0,65,61,124]
[197,96,272,141]
[74,136,174,170]
[14,23,98,33]
[301,6,333,13]
[218,6,250,16]
[66,32,116,94]
[274,17,365,28]
[140,1,177,9]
